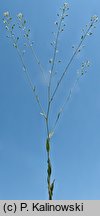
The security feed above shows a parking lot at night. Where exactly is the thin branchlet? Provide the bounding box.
[48,5,67,100]
[46,2,69,132]
[17,13,47,83]
[52,60,91,132]
[50,17,98,104]
[3,15,46,117]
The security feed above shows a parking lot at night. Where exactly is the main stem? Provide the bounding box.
[45,117,53,200]
[46,7,66,200]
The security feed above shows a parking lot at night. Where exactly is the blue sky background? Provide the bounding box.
[0,0,100,200]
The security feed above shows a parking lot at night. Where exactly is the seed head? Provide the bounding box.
[3,11,9,17]
[91,15,98,22]
[64,2,69,9]
[17,12,23,20]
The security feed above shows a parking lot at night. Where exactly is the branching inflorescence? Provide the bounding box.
[3,3,98,200]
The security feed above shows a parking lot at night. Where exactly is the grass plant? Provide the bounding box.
[3,3,98,200]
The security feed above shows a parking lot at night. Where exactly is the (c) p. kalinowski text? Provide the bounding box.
[32,202,83,212]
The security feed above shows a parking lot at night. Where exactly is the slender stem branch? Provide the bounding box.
[52,59,90,132]
[18,18,47,82]
[52,75,80,132]
[28,44,47,82]
[50,21,94,103]
[6,23,46,116]
[18,49,46,115]
[48,9,65,101]
[46,7,66,134]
